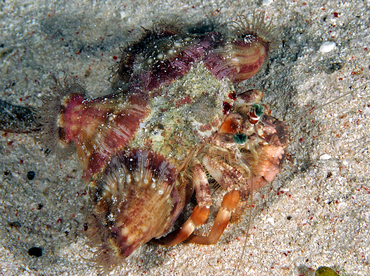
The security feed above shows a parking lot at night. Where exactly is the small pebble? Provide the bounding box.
[319,41,336,53]
[320,154,332,160]
[28,247,42,257]
[262,0,273,5]
[27,171,35,180]
[363,106,370,115]
[266,217,275,226]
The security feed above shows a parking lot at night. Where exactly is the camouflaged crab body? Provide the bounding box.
[55,20,287,265]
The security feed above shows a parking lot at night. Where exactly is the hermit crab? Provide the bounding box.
[1,16,288,270]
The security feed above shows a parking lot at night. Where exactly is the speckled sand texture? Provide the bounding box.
[1,1,369,275]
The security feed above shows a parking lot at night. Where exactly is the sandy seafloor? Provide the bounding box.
[0,0,369,275]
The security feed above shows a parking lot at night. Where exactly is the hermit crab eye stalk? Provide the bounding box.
[249,103,264,124]
[252,103,264,116]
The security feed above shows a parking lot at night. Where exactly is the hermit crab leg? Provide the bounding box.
[188,155,246,244]
[189,189,240,245]
[157,161,212,246]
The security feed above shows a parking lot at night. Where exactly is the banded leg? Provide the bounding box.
[157,162,212,246]
[188,155,247,244]
[189,189,240,244]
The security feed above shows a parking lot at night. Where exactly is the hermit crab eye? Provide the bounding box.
[251,104,264,117]
[233,133,247,144]
[248,103,264,125]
